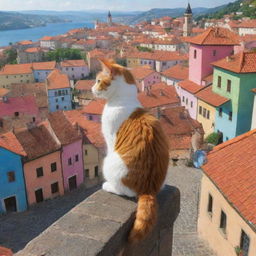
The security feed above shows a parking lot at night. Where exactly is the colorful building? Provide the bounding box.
[33,61,56,82]
[82,99,105,122]
[212,52,256,141]
[75,80,95,106]
[14,121,64,205]
[198,129,256,256]
[0,132,27,213]
[60,59,89,80]
[46,69,72,112]
[48,112,84,191]
[251,88,256,130]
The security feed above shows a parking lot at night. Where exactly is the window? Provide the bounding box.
[61,97,64,101]
[85,169,90,177]
[51,162,57,172]
[58,90,61,96]
[207,194,213,216]
[56,105,59,110]
[85,150,88,155]
[190,101,193,108]
[240,230,250,256]
[213,50,217,56]
[226,137,229,141]
[229,111,233,121]
[219,108,223,117]
[66,67,68,71]
[89,115,93,121]
[203,108,206,118]
[95,166,99,177]
[71,68,74,71]
[227,80,231,92]
[14,112,19,117]
[55,91,58,96]
[32,117,36,122]
[217,76,221,88]
[68,158,72,166]
[199,106,202,115]
[51,182,59,194]
[207,110,210,119]
[7,171,15,182]
[219,210,227,234]
[186,98,188,105]
[75,154,79,162]
[36,167,43,177]
[182,96,185,102]
[194,49,197,59]
[55,98,58,103]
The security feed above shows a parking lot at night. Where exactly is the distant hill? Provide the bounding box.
[196,0,256,20]
[0,11,70,31]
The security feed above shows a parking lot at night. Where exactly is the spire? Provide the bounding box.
[185,3,192,14]
[108,10,112,18]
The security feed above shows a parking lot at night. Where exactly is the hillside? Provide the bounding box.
[196,0,256,20]
[0,11,69,31]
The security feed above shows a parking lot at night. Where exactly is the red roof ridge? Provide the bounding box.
[208,129,256,155]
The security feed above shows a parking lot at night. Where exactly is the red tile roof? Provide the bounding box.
[14,121,61,161]
[0,63,32,75]
[82,99,106,115]
[0,95,39,118]
[60,59,87,67]
[18,40,33,45]
[46,69,70,90]
[213,52,256,73]
[195,85,230,107]
[0,132,26,156]
[138,82,180,108]
[131,66,156,80]
[203,129,256,227]
[178,79,203,94]
[25,47,41,53]
[75,80,95,91]
[161,64,189,80]
[185,27,240,46]
[48,111,82,145]
[65,109,105,149]
[32,61,56,70]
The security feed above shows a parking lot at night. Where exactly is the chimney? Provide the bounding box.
[26,122,37,130]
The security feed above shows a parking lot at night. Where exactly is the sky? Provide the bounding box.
[0,0,237,12]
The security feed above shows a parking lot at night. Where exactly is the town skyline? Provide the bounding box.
[0,0,238,12]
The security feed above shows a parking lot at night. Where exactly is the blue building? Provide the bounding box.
[46,69,72,112]
[32,61,56,82]
[0,132,27,213]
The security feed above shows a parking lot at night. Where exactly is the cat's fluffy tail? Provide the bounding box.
[128,194,157,243]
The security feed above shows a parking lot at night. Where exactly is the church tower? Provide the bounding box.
[183,3,193,37]
[108,11,113,26]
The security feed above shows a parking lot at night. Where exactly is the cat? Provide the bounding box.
[92,59,169,243]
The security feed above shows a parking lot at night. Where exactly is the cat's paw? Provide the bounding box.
[102,182,121,195]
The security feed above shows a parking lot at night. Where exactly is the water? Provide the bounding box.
[0,22,94,47]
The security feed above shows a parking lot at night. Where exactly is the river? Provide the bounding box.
[0,22,94,47]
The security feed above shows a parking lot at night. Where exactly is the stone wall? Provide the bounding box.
[15,185,180,256]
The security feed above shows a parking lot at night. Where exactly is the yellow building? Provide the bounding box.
[198,129,256,256]
[126,56,141,68]
[195,85,229,137]
[0,63,34,89]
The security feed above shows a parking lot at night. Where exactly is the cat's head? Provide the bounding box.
[92,59,136,100]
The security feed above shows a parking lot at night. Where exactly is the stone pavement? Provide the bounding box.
[166,165,216,256]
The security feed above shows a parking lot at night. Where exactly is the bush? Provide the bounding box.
[205,132,220,145]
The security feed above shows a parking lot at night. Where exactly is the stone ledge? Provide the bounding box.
[15,185,180,256]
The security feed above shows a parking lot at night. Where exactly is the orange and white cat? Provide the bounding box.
[92,59,169,243]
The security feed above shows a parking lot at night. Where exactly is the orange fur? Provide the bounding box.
[115,108,170,243]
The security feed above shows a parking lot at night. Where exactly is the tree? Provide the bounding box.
[4,48,17,64]
[44,48,84,62]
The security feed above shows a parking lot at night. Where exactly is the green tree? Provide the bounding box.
[4,48,17,64]
[44,48,84,62]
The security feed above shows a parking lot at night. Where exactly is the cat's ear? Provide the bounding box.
[98,58,113,75]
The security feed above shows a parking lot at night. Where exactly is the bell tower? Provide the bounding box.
[108,11,113,26]
[183,3,193,37]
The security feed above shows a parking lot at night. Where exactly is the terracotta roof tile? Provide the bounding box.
[0,63,32,75]
[0,131,26,156]
[178,79,203,94]
[25,47,41,53]
[82,99,106,115]
[18,40,33,45]
[131,66,156,80]
[213,52,256,73]
[161,64,189,80]
[48,111,81,145]
[185,27,240,45]
[203,129,256,227]
[46,69,70,90]
[75,80,95,91]
[32,61,56,70]
[65,109,105,149]
[138,82,180,108]
[60,59,87,67]
[195,85,230,107]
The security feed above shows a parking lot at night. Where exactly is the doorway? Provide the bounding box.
[68,175,77,191]
[35,188,44,203]
[4,196,17,212]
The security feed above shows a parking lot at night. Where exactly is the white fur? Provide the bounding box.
[92,75,141,197]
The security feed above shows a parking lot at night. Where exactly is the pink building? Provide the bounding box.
[48,111,84,191]
[60,59,89,80]
[82,99,105,122]
[131,66,161,92]
[14,121,64,205]
[178,27,239,119]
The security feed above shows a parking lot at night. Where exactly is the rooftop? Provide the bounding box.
[60,59,87,67]
[161,64,189,81]
[82,99,106,115]
[75,80,95,91]
[130,66,156,80]
[203,129,256,228]
[178,79,203,94]
[46,69,70,90]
